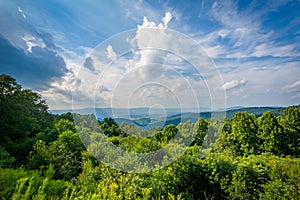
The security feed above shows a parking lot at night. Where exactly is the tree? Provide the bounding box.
[213,113,258,156]
[28,130,85,180]
[155,124,178,143]
[192,118,208,146]
[0,146,16,168]
[213,119,234,156]
[0,74,21,96]
[280,106,300,157]
[215,112,258,156]
[231,112,258,156]
[99,118,124,137]
[55,119,77,133]
[0,74,54,164]
[257,112,284,155]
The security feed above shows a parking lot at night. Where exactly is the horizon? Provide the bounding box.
[52,105,285,110]
[50,105,289,130]
[50,104,290,111]
[49,104,290,115]
[1,1,300,110]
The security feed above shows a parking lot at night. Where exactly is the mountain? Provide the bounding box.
[114,106,284,130]
[51,107,208,119]
[225,106,283,118]
[51,106,284,130]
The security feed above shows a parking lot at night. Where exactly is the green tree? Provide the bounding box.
[55,119,77,133]
[192,118,208,146]
[213,120,234,156]
[99,118,125,137]
[231,112,258,156]
[0,74,21,96]
[213,112,258,156]
[28,129,85,180]
[280,106,300,157]
[257,112,284,155]
[155,124,177,143]
[0,146,16,168]
[202,152,235,199]
[0,74,53,164]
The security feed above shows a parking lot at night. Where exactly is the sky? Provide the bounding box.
[1,0,300,110]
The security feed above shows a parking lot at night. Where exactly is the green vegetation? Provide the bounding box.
[1,74,300,199]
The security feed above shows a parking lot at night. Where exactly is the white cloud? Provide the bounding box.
[18,7,26,19]
[4,0,299,110]
[212,1,218,9]
[38,44,97,109]
[282,80,300,99]
[212,59,300,106]
[203,45,224,58]
[22,35,46,53]
[251,43,299,57]
[162,12,172,27]
[39,9,228,110]
[196,0,298,61]
[138,16,157,28]
[61,12,225,110]
[132,13,175,80]
[119,0,165,26]
[80,46,94,55]
[221,79,248,90]
[106,45,117,60]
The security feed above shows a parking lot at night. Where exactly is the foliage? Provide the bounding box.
[1,74,300,199]
[192,118,209,146]
[0,146,16,168]
[257,112,284,155]
[0,74,54,165]
[279,106,300,157]
[99,117,126,137]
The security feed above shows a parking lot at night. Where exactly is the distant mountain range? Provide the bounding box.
[51,106,284,129]
[115,106,284,129]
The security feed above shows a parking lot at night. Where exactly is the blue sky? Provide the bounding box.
[0,0,300,110]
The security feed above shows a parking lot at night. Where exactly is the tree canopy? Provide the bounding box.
[0,74,300,199]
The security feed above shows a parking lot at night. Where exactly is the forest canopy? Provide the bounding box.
[0,74,299,199]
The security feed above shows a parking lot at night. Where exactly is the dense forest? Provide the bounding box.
[1,74,300,199]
